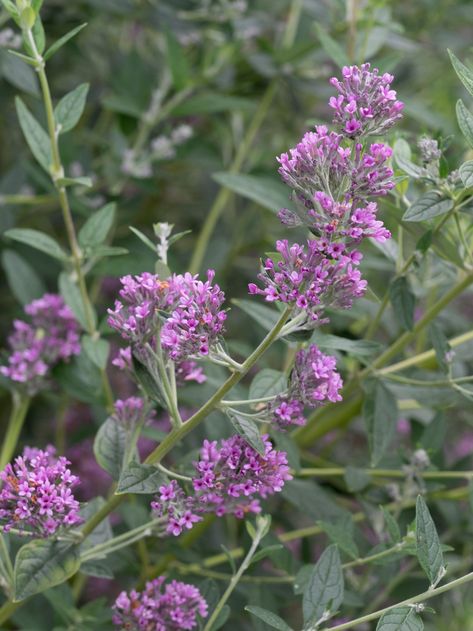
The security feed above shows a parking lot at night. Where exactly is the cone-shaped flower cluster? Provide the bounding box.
[0,445,81,537]
[151,435,292,537]
[108,271,225,364]
[329,63,404,137]
[270,345,343,428]
[0,294,81,395]
[250,64,402,331]
[113,577,208,630]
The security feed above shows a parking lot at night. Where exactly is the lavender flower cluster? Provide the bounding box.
[271,344,343,428]
[1,294,81,395]
[0,445,81,537]
[107,270,225,374]
[250,64,403,331]
[151,434,292,536]
[113,576,208,631]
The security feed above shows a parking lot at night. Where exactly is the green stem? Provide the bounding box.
[0,600,20,625]
[24,28,114,413]
[81,519,161,562]
[298,467,473,480]
[321,570,473,630]
[202,517,269,631]
[0,395,30,469]
[81,308,290,538]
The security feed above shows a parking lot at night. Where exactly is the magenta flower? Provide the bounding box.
[108,271,226,363]
[329,63,404,137]
[0,445,81,537]
[249,239,367,327]
[269,345,342,428]
[113,576,208,630]
[0,294,80,395]
[151,435,292,536]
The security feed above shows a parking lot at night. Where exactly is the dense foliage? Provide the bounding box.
[0,1,473,630]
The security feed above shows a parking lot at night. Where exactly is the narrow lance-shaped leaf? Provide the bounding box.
[376,606,424,631]
[212,172,291,214]
[79,203,116,248]
[456,99,473,149]
[249,369,287,400]
[390,276,415,331]
[302,544,344,626]
[44,23,88,61]
[4,228,67,261]
[54,83,89,133]
[363,380,398,466]
[2,250,46,305]
[116,463,168,495]
[245,606,294,631]
[59,272,94,331]
[15,97,52,172]
[448,49,473,97]
[415,495,445,588]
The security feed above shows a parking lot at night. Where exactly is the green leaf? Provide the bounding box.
[459,160,473,188]
[0,0,20,23]
[93,417,127,480]
[208,605,230,631]
[393,139,423,179]
[13,540,80,601]
[420,412,447,454]
[32,15,45,54]
[165,30,190,90]
[212,172,290,214]
[170,92,255,116]
[44,23,88,61]
[314,23,349,68]
[344,466,370,493]
[129,226,156,252]
[448,49,473,97]
[4,228,67,261]
[363,380,398,466]
[55,83,89,133]
[116,463,167,495]
[1,250,46,305]
[245,606,294,631]
[249,369,287,400]
[403,191,454,222]
[57,176,93,188]
[90,245,128,258]
[382,507,401,544]
[311,330,382,358]
[232,299,280,332]
[79,203,116,248]
[376,606,424,630]
[1,49,39,95]
[15,97,51,172]
[53,351,102,404]
[319,517,359,560]
[415,495,445,588]
[456,99,473,149]
[132,355,166,408]
[302,544,344,626]
[389,276,415,331]
[250,545,284,566]
[227,411,266,456]
[59,272,93,330]
[82,335,110,370]
[428,322,451,374]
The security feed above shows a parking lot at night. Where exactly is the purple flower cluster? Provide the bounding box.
[152,435,292,536]
[1,294,80,395]
[249,239,366,327]
[250,65,402,333]
[271,345,343,428]
[0,445,81,536]
[113,577,208,631]
[108,271,225,364]
[329,63,404,137]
